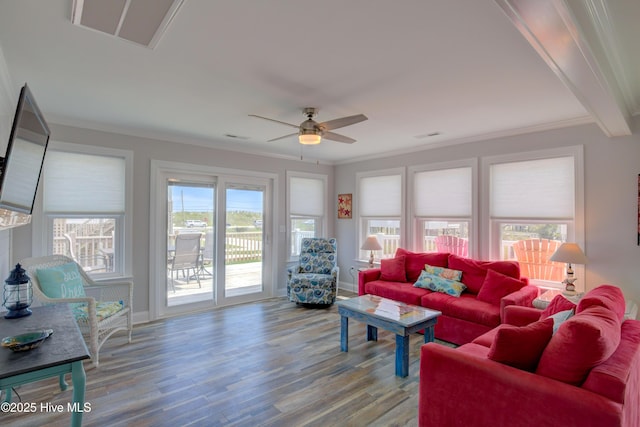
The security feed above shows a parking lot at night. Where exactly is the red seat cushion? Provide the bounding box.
[363,280,429,306]
[421,293,501,327]
[472,327,500,348]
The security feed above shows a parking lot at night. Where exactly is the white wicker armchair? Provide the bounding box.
[20,255,133,367]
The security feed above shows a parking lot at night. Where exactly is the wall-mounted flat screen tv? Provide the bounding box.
[0,84,50,214]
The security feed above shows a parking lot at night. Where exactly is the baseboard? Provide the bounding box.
[133,310,150,325]
[339,280,357,293]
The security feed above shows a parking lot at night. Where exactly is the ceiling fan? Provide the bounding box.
[249,108,367,145]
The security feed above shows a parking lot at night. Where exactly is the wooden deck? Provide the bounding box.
[167,262,263,306]
[0,293,442,427]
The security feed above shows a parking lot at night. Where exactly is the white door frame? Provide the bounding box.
[149,160,277,320]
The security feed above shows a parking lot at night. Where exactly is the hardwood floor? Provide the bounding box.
[2,294,443,427]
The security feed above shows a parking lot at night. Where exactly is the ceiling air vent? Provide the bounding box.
[71,0,185,49]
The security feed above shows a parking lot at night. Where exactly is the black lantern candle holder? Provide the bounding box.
[3,263,33,319]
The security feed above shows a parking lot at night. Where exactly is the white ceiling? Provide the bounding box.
[0,0,638,164]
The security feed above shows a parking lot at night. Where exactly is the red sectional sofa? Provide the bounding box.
[418,284,640,427]
[358,248,539,345]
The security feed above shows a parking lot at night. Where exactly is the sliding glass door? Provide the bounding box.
[152,162,273,319]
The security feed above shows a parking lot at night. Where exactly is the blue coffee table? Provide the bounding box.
[337,294,441,377]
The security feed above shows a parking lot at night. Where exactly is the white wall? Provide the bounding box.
[9,124,334,318]
[335,119,640,310]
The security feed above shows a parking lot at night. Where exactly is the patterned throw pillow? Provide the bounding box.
[414,270,467,297]
[424,263,463,281]
[36,262,86,300]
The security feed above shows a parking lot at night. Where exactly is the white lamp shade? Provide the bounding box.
[550,242,587,265]
[361,235,382,251]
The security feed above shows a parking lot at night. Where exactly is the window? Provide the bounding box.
[484,148,584,287]
[411,164,473,256]
[358,170,404,261]
[41,144,132,278]
[287,172,327,258]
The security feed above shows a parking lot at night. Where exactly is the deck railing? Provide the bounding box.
[225,232,263,264]
[57,231,523,271]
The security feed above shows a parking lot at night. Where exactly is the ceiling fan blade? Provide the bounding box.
[323,131,356,144]
[268,132,298,142]
[319,114,368,131]
[249,114,299,129]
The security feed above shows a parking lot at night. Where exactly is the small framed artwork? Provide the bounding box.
[338,193,352,219]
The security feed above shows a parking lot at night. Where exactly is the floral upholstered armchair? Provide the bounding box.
[287,238,339,305]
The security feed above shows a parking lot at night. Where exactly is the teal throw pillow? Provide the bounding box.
[36,262,86,300]
[414,270,467,297]
[549,308,574,334]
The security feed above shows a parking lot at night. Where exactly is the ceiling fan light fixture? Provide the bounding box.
[299,130,322,145]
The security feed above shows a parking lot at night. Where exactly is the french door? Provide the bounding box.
[151,162,273,319]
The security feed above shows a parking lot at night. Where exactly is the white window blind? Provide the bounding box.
[360,174,401,216]
[491,156,574,219]
[414,167,471,217]
[44,151,125,213]
[290,176,324,216]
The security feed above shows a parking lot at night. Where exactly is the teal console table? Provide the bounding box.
[0,304,90,427]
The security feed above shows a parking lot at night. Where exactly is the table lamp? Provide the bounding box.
[361,235,382,268]
[549,242,587,296]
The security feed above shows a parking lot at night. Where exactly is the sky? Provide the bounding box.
[169,185,262,212]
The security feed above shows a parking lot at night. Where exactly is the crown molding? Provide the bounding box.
[582,0,639,116]
[494,0,631,137]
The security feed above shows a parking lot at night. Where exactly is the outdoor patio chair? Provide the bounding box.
[19,254,133,367]
[287,237,339,305]
[168,232,202,291]
[513,238,565,282]
[435,235,468,257]
[199,230,214,277]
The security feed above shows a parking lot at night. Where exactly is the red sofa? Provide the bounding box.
[358,249,539,345]
[419,284,640,427]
